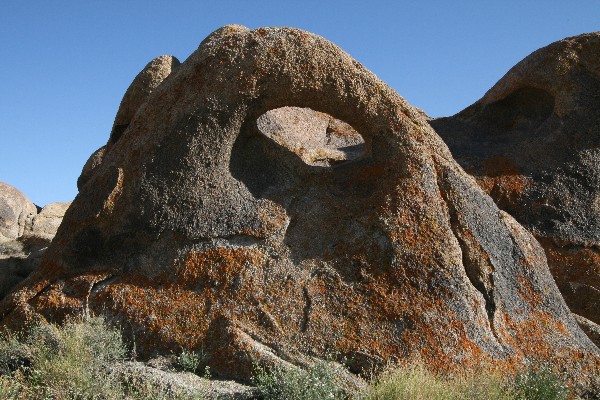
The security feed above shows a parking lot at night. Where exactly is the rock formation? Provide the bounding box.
[78,146,106,191]
[0,182,70,299]
[0,181,37,242]
[1,26,597,391]
[24,202,71,244]
[78,55,180,191]
[108,55,181,147]
[431,32,600,341]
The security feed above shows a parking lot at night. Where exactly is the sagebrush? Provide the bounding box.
[0,316,575,400]
[0,316,202,400]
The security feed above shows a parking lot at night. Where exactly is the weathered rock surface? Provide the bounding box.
[108,55,181,147]
[2,26,598,391]
[0,182,37,241]
[430,32,600,328]
[0,182,70,299]
[24,202,71,243]
[257,106,365,167]
[114,361,258,399]
[79,55,180,191]
[78,146,106,190]
[576,314,600,348]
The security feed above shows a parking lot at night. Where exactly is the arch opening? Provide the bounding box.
[256,107,367,167]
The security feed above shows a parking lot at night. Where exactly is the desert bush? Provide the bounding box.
[251,357,574,400]
[253,360,345,400]
[176,349,206,375]
[21,316,126,399]
[0,374,25,399]
[0,316,575,400]
[365,364,443,400]
[0,316,202,400]
[512,365,568,400]
[0,333,31,376]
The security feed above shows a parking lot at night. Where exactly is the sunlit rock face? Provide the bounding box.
[0,182,37,242]
[1,26,597,389]
[431,32,600,337]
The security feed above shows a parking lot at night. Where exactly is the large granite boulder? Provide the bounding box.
[431,32,600,333]
[2,26,597,390]
[0,182,37,241]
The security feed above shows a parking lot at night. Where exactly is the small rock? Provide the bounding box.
[114,361,258,399]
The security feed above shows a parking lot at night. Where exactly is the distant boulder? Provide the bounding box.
[24,202,71,244]
[431,32,600,333]
[0,181,37,241]
[0,181,70,299]
[2,26,597,392]
[256,106,365,167]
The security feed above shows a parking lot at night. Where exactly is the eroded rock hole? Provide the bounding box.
[256,107,366,167]
[478,87,555,131]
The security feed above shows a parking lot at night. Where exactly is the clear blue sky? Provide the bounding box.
[1,1,598,206]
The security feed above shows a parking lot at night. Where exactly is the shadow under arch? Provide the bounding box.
[230,106,393,274]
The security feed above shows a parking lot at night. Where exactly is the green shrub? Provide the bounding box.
[24,316,127,399]
[0,315,203,400]
[177,350,204,374]
[0,333,31,376]
[365,363,517,400]
[253,360,345,400]
[366,363,458,400]
[0,374,24,399]
[365,362,573,400]
[513,365,568,400]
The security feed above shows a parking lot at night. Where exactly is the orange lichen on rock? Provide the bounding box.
[0,26,597,392]
[431,32,600,351]
[470,156,533,215]
[538,237,600,324]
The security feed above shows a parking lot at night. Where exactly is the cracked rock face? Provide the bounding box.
[1,26,598,387]
[431,32,600,333]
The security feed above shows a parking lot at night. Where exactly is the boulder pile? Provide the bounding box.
[0,26,597,391]
[0,181,70,298]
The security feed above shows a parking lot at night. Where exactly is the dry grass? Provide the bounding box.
[0,316,572,400]
[364,362,568,400]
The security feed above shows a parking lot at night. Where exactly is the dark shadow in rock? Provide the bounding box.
[230,107,391,274]
[465,87,555,132]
